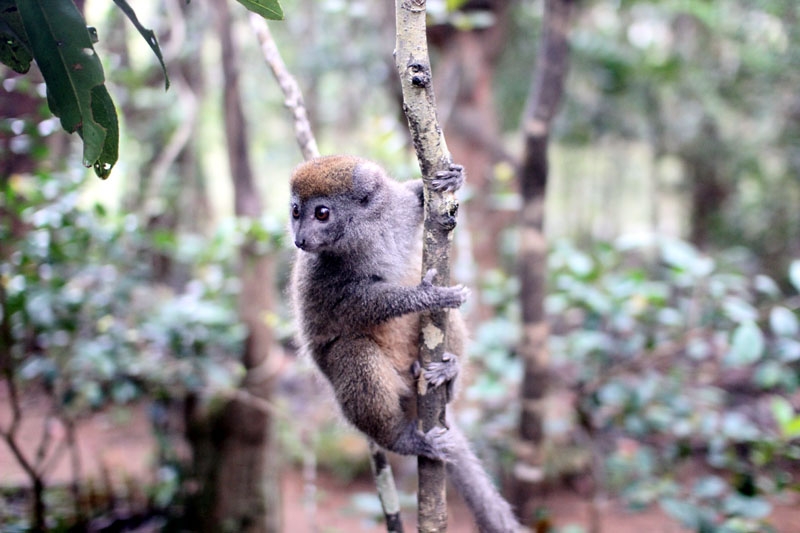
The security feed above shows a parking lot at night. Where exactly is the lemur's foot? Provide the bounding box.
[419,426,458,462]
[411,352,460,405]
[429,163,464,192]
[391,422,457,462]
[424,353,459,388]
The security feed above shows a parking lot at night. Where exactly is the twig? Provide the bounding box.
[369,440,405,533]
[33,412,55,470]
[64,417,85,522]
[143,69,199,212]
[249,14,319,161]
[1,284,47,530]
[302,432,319,533]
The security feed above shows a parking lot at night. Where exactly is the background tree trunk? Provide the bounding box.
[431,0,516,320]
[681,118,729,250]
[185,3,280,532]
[513,0,574,524]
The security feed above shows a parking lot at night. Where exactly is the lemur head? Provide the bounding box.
[290,155,388,254]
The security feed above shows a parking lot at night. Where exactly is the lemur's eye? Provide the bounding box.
[291,204,300,219]
[314,206,330,221]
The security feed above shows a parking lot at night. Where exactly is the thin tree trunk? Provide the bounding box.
[513,0,574,523]
[395,0,461,530]
[0,277,47,531]
[186,3,280,532]
[682,119,728,249]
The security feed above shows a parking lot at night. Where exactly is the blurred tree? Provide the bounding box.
[0,76,45,178]
[183,3,281,532]
[558,0,800,274]
[512,0,575,524]
[111,0,209,285]
[430,0,517,319]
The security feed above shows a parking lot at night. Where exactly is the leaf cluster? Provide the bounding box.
[0,0,284,180]
[547,237,800,531]
[1,172,250,414]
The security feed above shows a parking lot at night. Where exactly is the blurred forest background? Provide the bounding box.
[2,0,800,532]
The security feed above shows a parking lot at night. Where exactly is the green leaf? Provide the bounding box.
[567,249,594,278]
[721,412,760,441]
[111,0,169,90]
[754,274,780,297]
[722,494,771,520]
[692,476,727,500]
[725,321,764,367]
[790,260,800,294]
[17,0,117,175]
[770,306,799,337]
[236,0,284,21]
[722,296,758,323]
[660,238,713,277]
[771,396,800,439]
[755,361,783,389]
[0,3,32,73]
[445,0,469,11]
[660,498,702,529]
[771,396,793,428]
[661,238,699,271]
[88,84,118,179]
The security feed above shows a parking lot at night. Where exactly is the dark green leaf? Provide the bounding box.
[236,0,284,21]
[88,84,118,179]
[17,0,117,174]
[0,4,32,73]
[111,0,169,90]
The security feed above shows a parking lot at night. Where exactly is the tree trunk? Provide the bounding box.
[513,0,574,523]
[185,3,280,532]
[682,119,729,250]
[395,0,460,529]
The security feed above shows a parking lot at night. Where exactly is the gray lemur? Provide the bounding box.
[289,155,520,533]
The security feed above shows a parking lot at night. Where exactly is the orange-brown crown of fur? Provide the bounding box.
[290,155,362,200]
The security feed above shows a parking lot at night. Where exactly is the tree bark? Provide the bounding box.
[395,0,460,530]
[185,3,280,532]
[513,0,574,523]
[682,118,729,249]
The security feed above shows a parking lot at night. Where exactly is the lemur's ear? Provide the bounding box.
[351,160,384,199]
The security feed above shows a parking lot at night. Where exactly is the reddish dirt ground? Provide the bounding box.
[2,396,799,532]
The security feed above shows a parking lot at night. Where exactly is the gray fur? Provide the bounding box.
[289,156,520,532]
[446,425,521,533]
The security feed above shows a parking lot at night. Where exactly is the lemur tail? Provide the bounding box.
[445,426,521,533]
